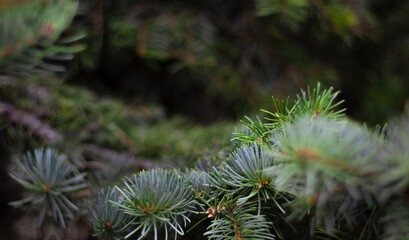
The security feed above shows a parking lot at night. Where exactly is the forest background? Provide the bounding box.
[1,0,409,239]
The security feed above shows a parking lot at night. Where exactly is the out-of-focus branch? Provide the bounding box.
[0,102,61,142]
[0,75,50,102]
[0,0,49,12]
[82,144,160,171]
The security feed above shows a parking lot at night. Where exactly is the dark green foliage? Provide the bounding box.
[129,117,235,160]
[0,74,234,188]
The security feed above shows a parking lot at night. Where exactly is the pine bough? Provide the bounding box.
[11,83,409,239]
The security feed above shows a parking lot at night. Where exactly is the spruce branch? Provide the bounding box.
[295,82,345,119]
[266,117,383,233]
[380,199,409,240]
[261,96,296,129]
[88,188,131,240]
[233,83,345,144]
[0,102,62,142]
[231,116,272,144]
[204,202,274,240]
[85,84,409,239]
[9,148,87,229]
[112,169,198,240]
[208,143,287,212]
[374,109,409,202]
[0,0,85,77]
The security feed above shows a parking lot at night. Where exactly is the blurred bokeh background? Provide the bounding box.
[1,0,409,239]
